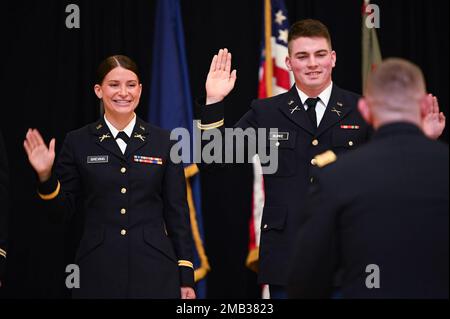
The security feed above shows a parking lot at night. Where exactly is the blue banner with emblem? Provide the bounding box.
[148,0,209,298]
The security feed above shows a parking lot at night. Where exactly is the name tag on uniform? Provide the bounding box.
[134,155,163,165]
[269,132,289,140]
[87,155,109,164]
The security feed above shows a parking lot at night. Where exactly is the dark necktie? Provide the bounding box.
[305,97,320,130]
[116,131,130,144]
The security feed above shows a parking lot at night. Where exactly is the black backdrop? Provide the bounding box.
[0,0,448,298]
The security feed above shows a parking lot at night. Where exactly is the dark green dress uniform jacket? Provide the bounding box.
[199,84,371,286]
[38,117,194,298]
[288,123,449,298]
[0,130,8,282]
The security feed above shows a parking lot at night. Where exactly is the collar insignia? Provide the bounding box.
[331,107,342,117]
[290,105,301,114]
[134,133,146,141]
[99,133,111,142]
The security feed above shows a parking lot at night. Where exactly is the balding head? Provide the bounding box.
[359,58,428,128]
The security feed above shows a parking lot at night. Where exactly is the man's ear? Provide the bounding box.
[419,94,431,119]
[331,50,337,68]
[285,56,292,71]
[358,97,372,125]
[94,84,102,99]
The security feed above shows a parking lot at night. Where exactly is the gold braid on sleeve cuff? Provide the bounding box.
[178,260,194,269]
[38,180,61,200]
[197,119,224,130]
[0,248,6,258]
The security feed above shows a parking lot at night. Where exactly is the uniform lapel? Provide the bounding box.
[125,117,150,159]
[90,118,125,160]
[278,85,315,135]
[316,84,352,137]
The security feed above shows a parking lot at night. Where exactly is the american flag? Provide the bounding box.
[258,0,293,98]
[246,0,294,298]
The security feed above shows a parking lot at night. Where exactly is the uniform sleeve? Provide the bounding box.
[287,173,340,298]
[196,99,259,131]
[196,99,261,171]
[162,142,195,287]
[37,133,82,223]
[196,99,225,131]
[0,131,9,280]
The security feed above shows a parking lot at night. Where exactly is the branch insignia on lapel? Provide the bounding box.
[331,106,342,117]
[134,133,146,141]
[99,133,111,142]
[290,105,301,114]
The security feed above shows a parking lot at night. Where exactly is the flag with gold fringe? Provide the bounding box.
[149,0,210,298]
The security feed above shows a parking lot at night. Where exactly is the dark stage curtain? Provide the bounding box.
[0,0,447,298]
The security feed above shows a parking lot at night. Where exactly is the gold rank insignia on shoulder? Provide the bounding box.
[134,133,146,141]
[99,133,111,142]
[314,150,337,168]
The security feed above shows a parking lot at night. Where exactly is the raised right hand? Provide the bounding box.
[421,94,446,140]
[205,48,237,105]
[23,129,55,182]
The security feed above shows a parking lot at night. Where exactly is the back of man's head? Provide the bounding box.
[366,58,426,119]
[288,19,332,52]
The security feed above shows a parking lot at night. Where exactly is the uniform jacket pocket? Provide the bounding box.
[143,226,177,263]
[263,131,297,177]
[260,206,287,232]
[76,227,105,262]
[331,128,365,149]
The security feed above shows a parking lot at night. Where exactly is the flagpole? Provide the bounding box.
[264,0,273,97]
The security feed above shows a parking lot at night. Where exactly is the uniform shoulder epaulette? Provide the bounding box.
[314,150,337,168]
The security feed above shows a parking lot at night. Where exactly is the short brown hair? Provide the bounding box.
[96,55,140,85]
[367,58,426,110]
[288,19,332,52]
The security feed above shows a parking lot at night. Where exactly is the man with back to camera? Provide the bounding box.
[287,58,449,299]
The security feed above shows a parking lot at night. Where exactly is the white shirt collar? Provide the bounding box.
[104,113,136,138]
[296,81,333,108]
